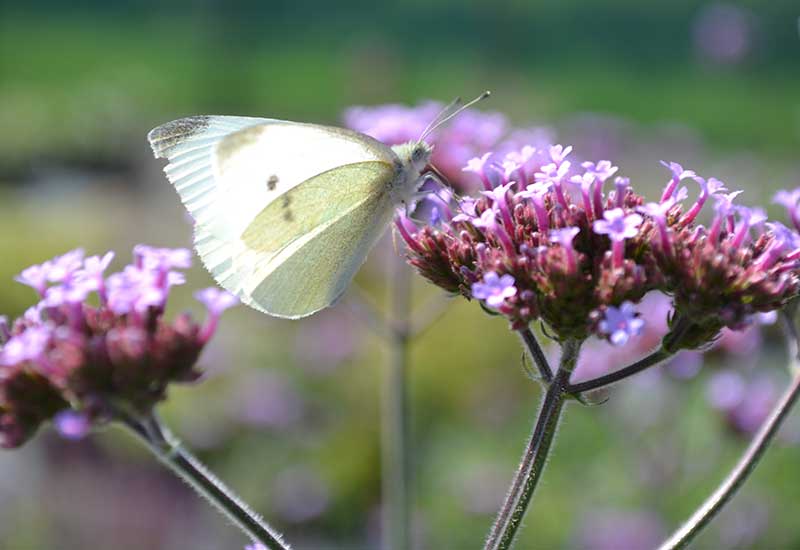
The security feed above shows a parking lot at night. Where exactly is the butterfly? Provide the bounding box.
[147,93,489,319]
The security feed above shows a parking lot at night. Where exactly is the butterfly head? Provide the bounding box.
[392,140,433,176]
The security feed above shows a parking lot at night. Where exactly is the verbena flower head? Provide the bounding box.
[0,246,237,449]
[395,139,800,346]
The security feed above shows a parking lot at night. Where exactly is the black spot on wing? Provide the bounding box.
[147,116,212,157]
[281,194,293,221]
[267,175,279,191]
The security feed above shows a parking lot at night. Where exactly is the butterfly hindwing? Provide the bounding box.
[241,161,396,317]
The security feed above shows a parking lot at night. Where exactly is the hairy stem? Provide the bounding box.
[565,315,692,394]
[485,339,581,550]
[658,311,800,550]
[518,327,553,383]
[121,413,290,550]
[382,256,412,550]
[566,348,672,394]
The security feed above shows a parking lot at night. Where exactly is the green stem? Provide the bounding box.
[484,339,581,550]
[122,413,290,550]
[382,255,412,550]
[518,327,553,383]
[565,315,692,394]
[566,348,672,394]
[657,312,800,550]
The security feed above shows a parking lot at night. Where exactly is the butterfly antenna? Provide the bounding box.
[418,90,491,143]
[417,97,463,143]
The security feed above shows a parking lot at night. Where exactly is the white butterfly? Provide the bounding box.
[147,94,488,319]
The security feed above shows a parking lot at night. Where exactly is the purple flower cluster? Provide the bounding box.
[395,140,800,347]
[344,101,553,191]
[0,246,237,448]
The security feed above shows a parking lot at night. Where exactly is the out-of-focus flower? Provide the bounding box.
[271,466,330,523]
[574,509,665,550]
[693,3,755,66]
[707,370,779,435]
[0,246,237,449]
[53,409,91,440]
[344,100,553,191]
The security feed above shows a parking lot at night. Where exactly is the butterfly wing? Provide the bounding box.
[148,115,400,318]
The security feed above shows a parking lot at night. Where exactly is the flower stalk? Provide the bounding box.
[485,339,581,550]
[382,254,412,550]
[657,310,800,550]
[121,412,291,550]
[518,327,553,383]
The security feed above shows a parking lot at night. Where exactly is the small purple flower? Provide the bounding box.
[549,227,581,273]
[535,161,571,208]
[756,222,800,271]
[53,410,92,440]
[638,199,675,254]
[598,301,645,346]
[106,266,175,316]
[44,278,95,308]
[195,287,239,317]
[659,161,696,203]
[593,208,643,268]
[0,326,52,366]
[394,212,424,253]
[195,287,239,344]
[517,182,551,231]
[681,176,728,225]
[505,146,536,184]
[451,197,479,223]
[729,204,765,248]
[472,272,517,309]
[614,176,630,207]
[463,152,494,190]
[14,264,50,297]
[773,188,800,232]
[45,249,85,283]
[480,181,516,229]
[134,245,192,272]
[77,251,115,300]
[471,207,516,255]
[548,144,573,164]
[581,161,618,215]
[570,172,597,219]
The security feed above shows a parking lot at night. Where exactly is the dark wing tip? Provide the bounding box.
[147,116,212,157]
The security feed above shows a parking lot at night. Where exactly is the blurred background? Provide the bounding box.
[1,1,799,548]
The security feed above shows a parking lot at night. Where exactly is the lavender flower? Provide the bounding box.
[195,287,239,344]
[549,227,581,274]
[773,188,800,232]
[593,208,643,268]
[53,410,91,440]
[598,302,644,346]
[659,161,696,203]
[472,272,517,309]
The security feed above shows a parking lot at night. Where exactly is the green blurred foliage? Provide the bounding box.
[1,1,800,549]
